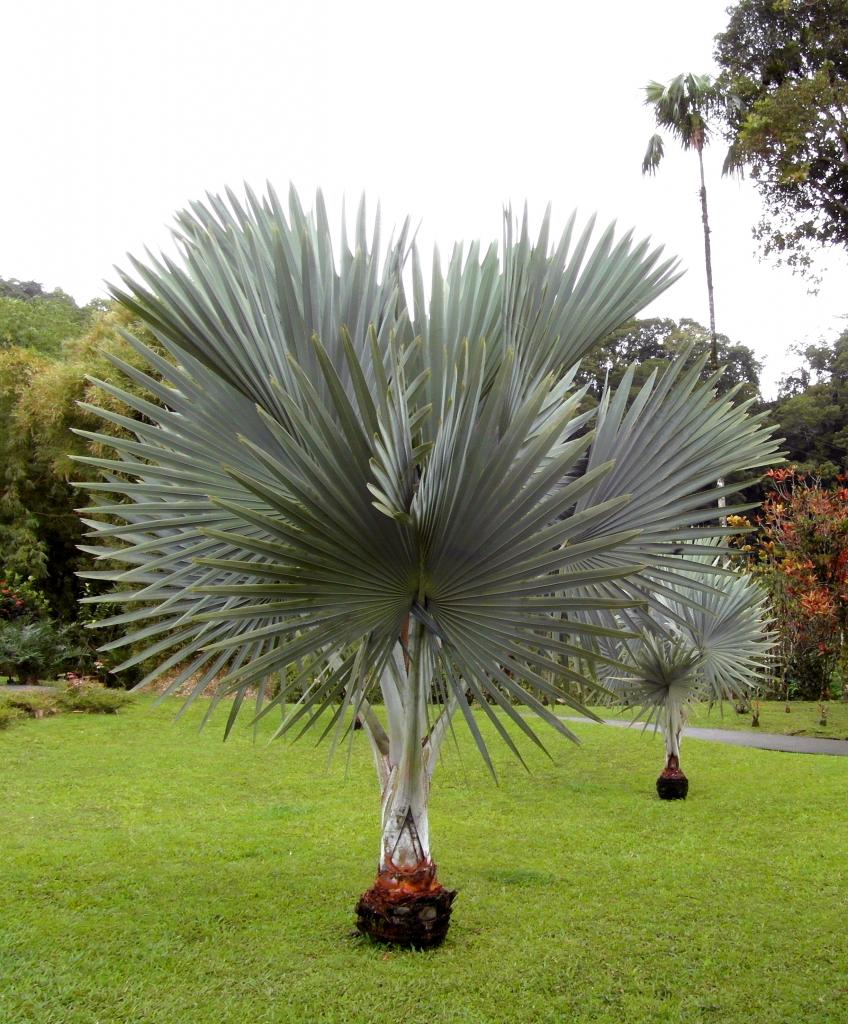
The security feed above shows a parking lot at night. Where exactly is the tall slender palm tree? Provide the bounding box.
[642,72,723,370]
[76,185,779,948]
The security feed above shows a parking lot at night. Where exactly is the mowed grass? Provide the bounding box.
[599,700,848,739]
[1,697,846,1024]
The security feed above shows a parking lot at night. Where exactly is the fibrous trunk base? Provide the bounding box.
[355,862,456,949]
[656,755,688,800]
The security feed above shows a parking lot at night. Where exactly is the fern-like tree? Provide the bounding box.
[76,186,779,948]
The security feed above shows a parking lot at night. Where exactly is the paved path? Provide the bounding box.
[2,685,58,694]
[562,716,848,757]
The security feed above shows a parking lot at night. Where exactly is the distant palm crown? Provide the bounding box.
[77,185,779,759]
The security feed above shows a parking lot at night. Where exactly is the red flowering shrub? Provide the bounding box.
[754,469,848,698]
[0,574,48,621]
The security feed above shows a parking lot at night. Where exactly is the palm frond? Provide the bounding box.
[77,185,779,767]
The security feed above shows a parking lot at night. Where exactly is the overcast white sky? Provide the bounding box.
[3,0,845,396]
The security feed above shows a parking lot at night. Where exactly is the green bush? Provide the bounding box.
[0,684,135,726]
[54,686,135,715]
[0,702,23,729]
[0,691,59,717]
[0,619,86,684]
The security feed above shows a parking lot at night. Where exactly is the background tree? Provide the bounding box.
[768,325,848,478]
[577,316,762,403]
[642,73,729,367]
[0,301,163,685]
[715,0,848,276]
[0,306,159,619]
[0,277,105,357]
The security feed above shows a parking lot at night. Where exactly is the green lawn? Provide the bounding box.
[600,700,848,740]
[1,697,846,1024]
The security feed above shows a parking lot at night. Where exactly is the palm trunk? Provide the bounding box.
[697,145,725,516]
[697,146,718,372]
[656,701,689,800]
[355,621,456,947]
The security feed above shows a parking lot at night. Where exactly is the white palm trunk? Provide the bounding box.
[358,625,457,876]
[662,698,684,768]
[379,749,431,870]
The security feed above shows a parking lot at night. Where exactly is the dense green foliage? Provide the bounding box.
[578,317,762,403]
[0,278,105,357]
[0,306,159,615]
[0,619,85,685]
[1,699,845,1024]
[0,300,163,684]
[769,326,848,476]
[715,0,848,273]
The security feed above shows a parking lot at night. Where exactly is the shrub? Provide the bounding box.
[0,619,86,684]
[755,470,848,699]
[54,686,135,715]
[0,702,23,729]
[0,691,59,717]
[0,573,49,621]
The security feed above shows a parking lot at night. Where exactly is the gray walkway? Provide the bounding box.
[562,716,848,757]
[2,685,58,694]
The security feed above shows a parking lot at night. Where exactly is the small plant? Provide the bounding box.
[818,702,828,727]
[1,691,59,718]
[0,702,24,729]
[751,700,761,728]
[0,619,85,685]
[54,685,134,715]
[0,682,134,726]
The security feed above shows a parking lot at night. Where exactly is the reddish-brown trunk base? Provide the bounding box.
[355,861,457,949]
[656,755,689,800]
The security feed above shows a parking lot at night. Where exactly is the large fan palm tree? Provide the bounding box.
[76,185,779,948]
[642,72,725,370]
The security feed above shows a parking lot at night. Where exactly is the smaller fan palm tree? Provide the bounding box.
[604,546,774,799]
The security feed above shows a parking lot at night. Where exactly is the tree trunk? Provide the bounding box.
[697,146,718,372]
[656,706,688,800]
[697,145,726,516]
[355,623,456,948]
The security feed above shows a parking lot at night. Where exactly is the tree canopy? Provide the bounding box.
[715,0,848,274]
[770,325,848,476]
[0,304,160,619]
[0,277,106,357]
[577,317,762,404]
